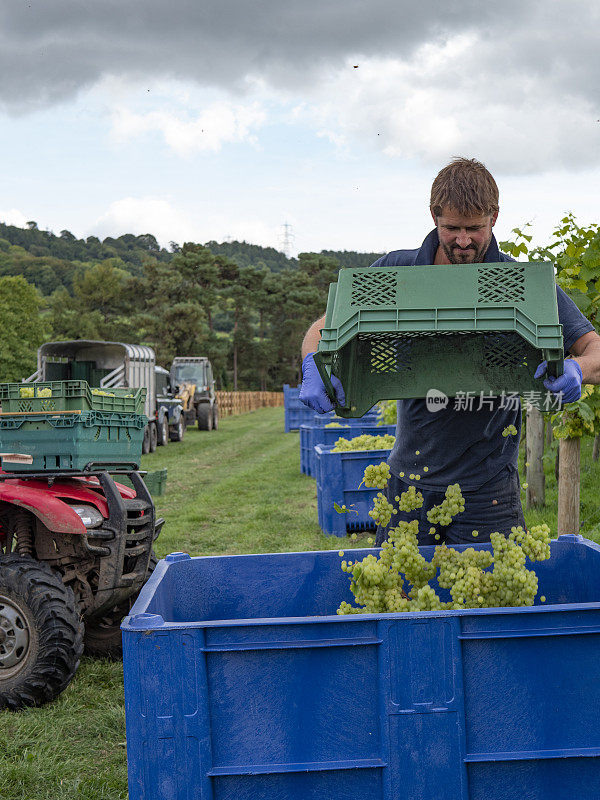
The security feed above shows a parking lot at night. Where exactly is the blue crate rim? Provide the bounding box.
[124,535,596,629]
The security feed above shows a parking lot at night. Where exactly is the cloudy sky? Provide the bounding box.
[0,0,598,255]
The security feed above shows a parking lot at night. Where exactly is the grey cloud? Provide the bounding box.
[2,0,598,174]
[1,0,530,110]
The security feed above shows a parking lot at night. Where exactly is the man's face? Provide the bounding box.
[433,207,498,264]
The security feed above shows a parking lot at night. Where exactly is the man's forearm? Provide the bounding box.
[573,339,600,384]
[301,315,326,360]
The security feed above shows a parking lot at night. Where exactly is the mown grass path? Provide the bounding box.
[1,406,599,798]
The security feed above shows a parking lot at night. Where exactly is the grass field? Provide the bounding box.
[1,406,599,799]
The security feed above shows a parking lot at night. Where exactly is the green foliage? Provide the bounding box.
[0,276,49,381]
[551,385,600,439]
[0,222,172,271]
[203,239,293,273]
[501,215,600,440]
[318,249,384,269]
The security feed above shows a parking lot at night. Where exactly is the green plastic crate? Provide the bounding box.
[0,411,146,472]
[0,381,146,415]
[118,468,167,497]
[314,261,564,417]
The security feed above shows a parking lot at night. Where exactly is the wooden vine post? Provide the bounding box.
[525,404,545,508]
[557,436,581,535]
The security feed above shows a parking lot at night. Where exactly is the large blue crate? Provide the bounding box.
[122,536,600,800]
[315,443,392,537]
[300,423,395,477]
[283,384,315,432]
[284,385,380,432]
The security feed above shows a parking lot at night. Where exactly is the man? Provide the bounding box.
[300,157,600,545]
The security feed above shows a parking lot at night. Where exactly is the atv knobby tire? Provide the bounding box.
[84,551,158,660]
[0,555,84,711]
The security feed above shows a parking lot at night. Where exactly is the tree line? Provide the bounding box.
[0,223,382,388]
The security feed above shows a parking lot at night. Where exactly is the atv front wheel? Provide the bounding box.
[0,555,84,710]
[84,552,158,660]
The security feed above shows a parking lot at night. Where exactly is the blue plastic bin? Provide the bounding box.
[284,385,380,432]
[122,536,600,800]
[315,443,392,537]
[283,384,315,432]
[300,423,395,477]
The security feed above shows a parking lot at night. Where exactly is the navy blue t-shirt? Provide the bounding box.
[370,229,594,490]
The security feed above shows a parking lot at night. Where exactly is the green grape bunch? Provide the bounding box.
[332,434,395,452]
[363,462,391,489]
[337,462,553,615]
[426,484,465,526]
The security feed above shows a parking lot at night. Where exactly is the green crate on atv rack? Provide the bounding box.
[118,468,167,497]
[314,261,564,417]
[0,381,146,415]
[0,411,147,472]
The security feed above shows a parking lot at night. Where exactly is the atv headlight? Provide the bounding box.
[71,504,104,528]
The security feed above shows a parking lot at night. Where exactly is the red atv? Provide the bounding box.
[0,468,163,710]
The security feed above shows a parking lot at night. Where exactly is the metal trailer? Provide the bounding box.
[26,340,158,451]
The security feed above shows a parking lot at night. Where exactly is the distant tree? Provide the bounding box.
[0,276,49,381]
[172,243,220,332]
[318,249,384,269]
[297,252,341,294]
[135,258,207,364]
[264,268,324,386]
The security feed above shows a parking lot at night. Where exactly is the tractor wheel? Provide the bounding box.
[169,417,185,442]
[149,422,158,453]
[212,404,219,430]
[84,551,158,660]
[197,404,213,431]
[157,417,169,447]
[142,425,151,455]
[0,554,84,711]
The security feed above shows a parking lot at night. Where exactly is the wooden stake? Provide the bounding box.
[557,437,580,536]
[526,405,545,508]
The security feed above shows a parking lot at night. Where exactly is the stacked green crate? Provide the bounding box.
[0,381,147,472]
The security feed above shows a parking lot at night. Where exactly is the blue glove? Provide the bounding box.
[299,352,346,413]
[534,359,583,403]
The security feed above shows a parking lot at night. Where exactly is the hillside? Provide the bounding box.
[0,221,384,290]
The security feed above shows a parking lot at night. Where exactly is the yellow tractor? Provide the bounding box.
[174,380,196,418]
[171,357,218,431]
